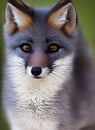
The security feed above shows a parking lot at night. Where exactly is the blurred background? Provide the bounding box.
[0,0,95,130]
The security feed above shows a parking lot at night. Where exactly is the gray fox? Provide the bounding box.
[3,0,95,130]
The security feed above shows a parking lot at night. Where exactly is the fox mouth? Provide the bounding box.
[33,76,42,79]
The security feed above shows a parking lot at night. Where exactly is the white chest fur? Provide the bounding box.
[5,77,60,130]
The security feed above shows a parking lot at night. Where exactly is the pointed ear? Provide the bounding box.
[6,0,34,34]
[47,0,77,36]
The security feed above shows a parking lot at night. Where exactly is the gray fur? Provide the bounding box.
[3,0,95,130]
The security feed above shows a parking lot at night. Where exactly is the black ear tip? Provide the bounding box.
[7,0,23,4]
[7,0,13,4]
[59,0,72,3]
[8,0,19,1]
[51,0,72,13]
[8,0,13,3]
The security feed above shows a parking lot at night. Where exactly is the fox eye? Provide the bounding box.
[20,43,31,53]
[48,44,60,53]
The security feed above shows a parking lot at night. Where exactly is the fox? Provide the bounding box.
[2,0,95,130]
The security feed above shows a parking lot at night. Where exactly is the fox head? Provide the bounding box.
[4,0,78,80]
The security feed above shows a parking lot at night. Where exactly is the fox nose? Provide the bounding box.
[31,66,42,76]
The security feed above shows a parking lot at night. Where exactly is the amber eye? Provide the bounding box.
[48,44,60,53]
[21,43,31,52]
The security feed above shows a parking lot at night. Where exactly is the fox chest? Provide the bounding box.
[14,92,60,130]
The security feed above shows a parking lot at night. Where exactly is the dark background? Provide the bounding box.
[0,0,95,130]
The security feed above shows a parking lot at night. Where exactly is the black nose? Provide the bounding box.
[31,67,42,76]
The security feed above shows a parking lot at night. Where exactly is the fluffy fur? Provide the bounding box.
[3,0,95,130]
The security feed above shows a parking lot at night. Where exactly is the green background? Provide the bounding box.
[0,0,95,130]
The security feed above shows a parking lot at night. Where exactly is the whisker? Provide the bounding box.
[50,72,64,80]
[52,64,71,68]
[7,62,26,66]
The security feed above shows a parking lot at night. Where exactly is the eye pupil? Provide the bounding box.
[51,45,58,51]
[48,44,59,53]
[21,44,31,52]
[23,45,29,51]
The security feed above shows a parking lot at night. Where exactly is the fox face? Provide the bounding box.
[4,0,77,80]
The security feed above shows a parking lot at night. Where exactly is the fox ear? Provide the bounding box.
[6,0,34,33]
[47,0,77,36]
